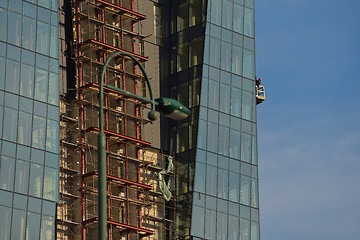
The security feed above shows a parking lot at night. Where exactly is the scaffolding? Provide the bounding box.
[57,1,176,239]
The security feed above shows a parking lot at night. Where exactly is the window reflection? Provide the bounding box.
[221,41,231,71]
[229,215,239,240]
[207,122,218,152]
[242,90,253,120]
[46,119,59,153]
[32,115,46,149]
[233,4,244,33]
[216,212,227,240]
[40,215,55,240]
[232,46,243,75]
[0,206,12,240]
[244,8,254,37]
[29,163,43,198]
[194,162,205,193]
[36,22,50,55]
[241,133,252,163]
[240,175,251,205]
[0,8,7,42]
[210,0,221,25]
[205,209,216,239]
[0,156,15,191]
[11,209,26,240]
[229,172,239,202]
[23,17,36,51]
[18,111,32,146]
[15,160,30,194]
[206,165,217,196]
[240,218,250,240]
[222,0,232,29]
[43,167,58,201]
[243,49,255,79]
[3,107,18,142]
[26,212,40,240]
[8,11,22,46]
[217,168,228,199]
[35,68,48,102]
[6,60,20,94]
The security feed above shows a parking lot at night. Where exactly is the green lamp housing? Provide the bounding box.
[155,98,191,120]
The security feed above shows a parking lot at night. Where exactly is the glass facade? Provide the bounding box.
[167,0,260,239]
[0,0,59,239]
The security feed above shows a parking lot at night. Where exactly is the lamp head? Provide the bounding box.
[155,98,191,120]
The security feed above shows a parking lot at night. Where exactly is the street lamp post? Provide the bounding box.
[98,51,190,240]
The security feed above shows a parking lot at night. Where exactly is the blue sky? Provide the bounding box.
[255,0,360,239]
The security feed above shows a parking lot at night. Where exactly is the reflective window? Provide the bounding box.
[251,178,259,208]
[205,209,216,239]
[189,38,203,67]
[221,41,231,71]
[230,87,241,117]
[26,212,40,240]
[18,111,32,146]
[29,163,43,198]
[210,0,221,25]
[23,17,37,51]
[240,175,251,205]
[218,126,229,156]
[43,167,58,201]
[13,193,27,210]
[191,206,204,238]
[0,57,5,89]
[244,8,254,37]
[197,119,207,149]
[243,49,255,79]
[229,215,239,240]
[20,64,35,98]
[34,101,47,117]
[207,122,218,152]
[48,73,59,106]
[177,3,188,32]
[45,152,59,168]
[36,22,50,55]
[229,129,240,159]
[34,69,48,102]
[11,209,26,240]
[209,37,220,68]
[15,160,30,194]
[222,0,232,29]
[2,141,16,157]
[229,172,240,202]
[3,107,18,142]
[42,200,56,216]
[240,218,250,240]
[219,83,230,113]
[217,168,228,199]
[251,221,259,240]
[22,50,35,66]
[9,0,22,13]
[28,197,41,213]
[0,190,13,207]
[200,78,208,107]
[232,46,243,75]
[252,136,257,164]
[19,97,33,114]
[0,156,15,191]
[5,92,19,109]
[17,145,31,161]
[217,212,227,240]
[32,115,46,149]
[24,2,37,19]
[242,91,253,120]
[6,59,20,94]
[233,4,244,34]
[8,11,22,46]
[206,165,217,196]
[38,0,52,9]
[207,152,217,166]
[208,80,219,110]
[0,205,12,240]
[194,162,205,193]
[0,8,7,42]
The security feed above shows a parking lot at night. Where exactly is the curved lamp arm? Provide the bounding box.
[99,51,157,133]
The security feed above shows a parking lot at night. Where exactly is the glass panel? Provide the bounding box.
[229,129,240,159]
[36,22,50,55]
[0,156,15,191]
[32,115,46,149]
[217,212,227,240]
[18,111,32,146]
[5,92,18,109]
[13,193,27,210]
[0,190,13,207]
[177,42,189,72]
[200,77,208,107]
[2,141,16,157]
[11,209,26,240]
[20,64,34,98]
[38,0,51,9]
[241,162,252,176]
[0,57,5,90]
[205,209,216,239]
[17,145,30,161]
[6,59,20,94]
[244,8,254,37]
[189,38,203,67]
[252,136,257,164]
[243,49,255,79]
[240,218,251,240]
[29,163,43,198]
[45,152,59,168]
[222,0,232,29]
[177,3,188,32]
[194,162,205,193]
[0,205,12,240]
[210,0,221,25]
[43,167,58,201]
[233,4,244,33]
[22,50,35,66]
[46,119,59,153]
[190,206,204,238]
[232,46,243,75]
[251,221,259,240]
[48,73,59,105]
[220,41,231,71]
[207,122,218,152]
[197,119,207,149]
[217,168,228,199]
[0,8,7,41]
[251,178,259,208]
[34,68,48,102]
[15,160,30,194]
[8,11,22,46]
[23,17,36,51]
[230,87,241,117]
[26,213,40,240]
[3,107,18,142]
[229,215,239,240]
[209,37,220,68]
[28,197,41,213]
[218,126,229,156]
[41,215,55,240]
[242,90,253,120]
[240,175,251,205]
[208,80,219,110]
[42,200,56,216]
[31,149,44,165]
[229,172,240,202]
[38,7,51,23]
[24,2,37,19]
[189,0,202,27]
[206,165,217,196]
[219,83,230,113]
[50,26,59,58]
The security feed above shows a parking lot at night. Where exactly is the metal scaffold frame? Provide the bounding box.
[57,1,176,239]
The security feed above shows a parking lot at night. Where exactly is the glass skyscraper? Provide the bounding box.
[0,0,260,239]
[0,0,60,239]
